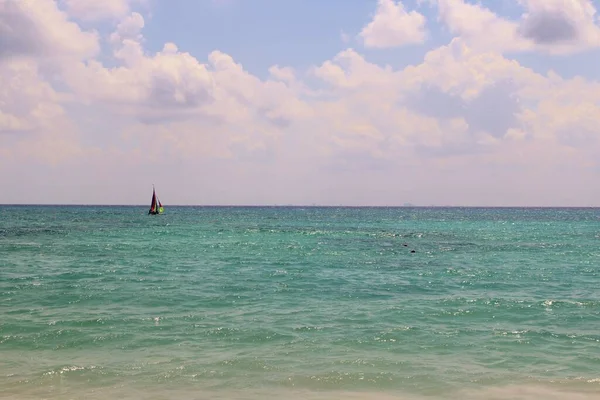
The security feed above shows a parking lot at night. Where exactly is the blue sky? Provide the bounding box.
[1,0,600,205]
[139,0,413,77]
[136,0,600,79]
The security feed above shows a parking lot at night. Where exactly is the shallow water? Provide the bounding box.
[1,206,599,399]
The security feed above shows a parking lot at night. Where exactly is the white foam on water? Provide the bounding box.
[2,384,599,400]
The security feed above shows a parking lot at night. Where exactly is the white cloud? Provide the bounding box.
[436,0,530,53]
[0,58,90,167]
[61,0,144,21]
[307,38,600,179]
[269,65,295,82]
[518,0,600,50]
[1,1,600,205]
[312,48,398,89]
[67,41,215,118]
[359,0,427,48]
[0,60,64,133]
[0,0,99,61]
[434,0,600,54]
[61,12,313,132]
[110,11,145,44]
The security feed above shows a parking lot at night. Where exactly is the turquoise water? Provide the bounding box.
[1,206,599,399]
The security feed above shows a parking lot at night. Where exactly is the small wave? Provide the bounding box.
[457,384,600,400]
[293,326,324,332]
[42,365,98,376]
[12,384,595,400]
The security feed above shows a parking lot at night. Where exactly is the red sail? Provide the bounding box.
[150,189,157,213]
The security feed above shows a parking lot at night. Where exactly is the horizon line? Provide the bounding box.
[1,204,599,209]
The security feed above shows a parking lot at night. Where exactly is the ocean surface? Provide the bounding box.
[1,206,599,400]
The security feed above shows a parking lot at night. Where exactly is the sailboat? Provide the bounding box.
[148,185,164,215]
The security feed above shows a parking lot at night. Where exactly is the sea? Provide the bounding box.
[1,206,599,400]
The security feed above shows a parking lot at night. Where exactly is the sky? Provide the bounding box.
[1,0,600,206]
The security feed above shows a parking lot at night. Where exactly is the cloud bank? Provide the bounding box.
[1,0,599,206]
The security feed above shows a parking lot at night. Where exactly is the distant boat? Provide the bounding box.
[148,185,164,215]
